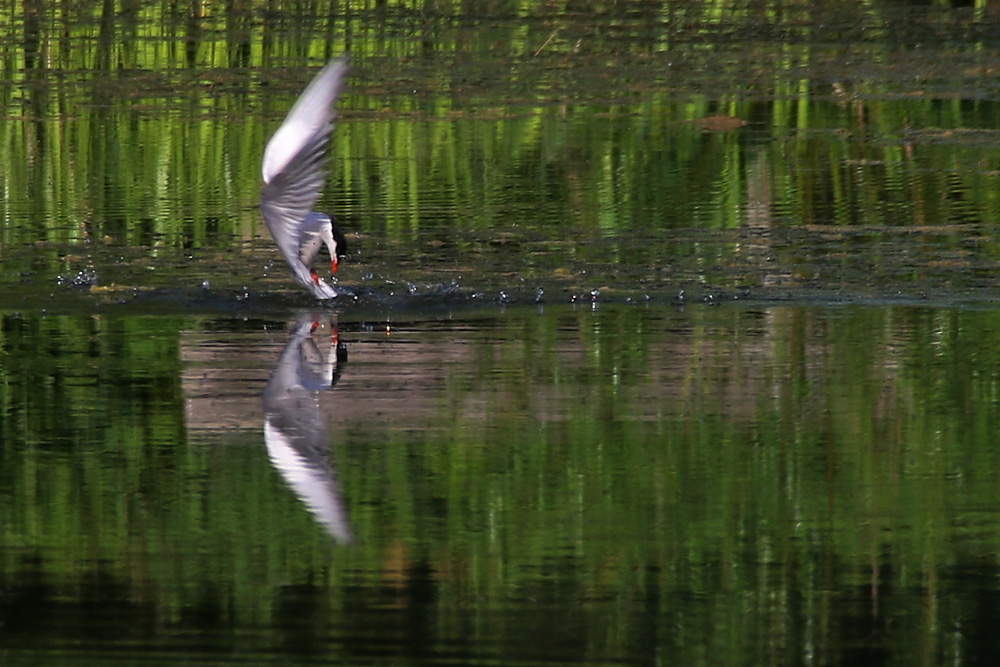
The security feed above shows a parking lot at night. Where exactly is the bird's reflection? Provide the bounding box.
[263,312,350,543]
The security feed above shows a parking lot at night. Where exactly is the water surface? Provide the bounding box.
[4,304,1000,665]
[3,1,1000,664]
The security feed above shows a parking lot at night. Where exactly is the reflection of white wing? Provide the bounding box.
[262,313,350,543]
[265,420,351,543]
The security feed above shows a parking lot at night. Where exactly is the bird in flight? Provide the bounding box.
[260,58,349,299]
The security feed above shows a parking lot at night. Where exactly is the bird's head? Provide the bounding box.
[328,216,348,274]
[299,213,347,286]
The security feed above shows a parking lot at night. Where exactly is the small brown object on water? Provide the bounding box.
[694,115,748,132]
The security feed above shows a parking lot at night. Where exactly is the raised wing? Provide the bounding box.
[260,59,348,297]
[261,58,349,185]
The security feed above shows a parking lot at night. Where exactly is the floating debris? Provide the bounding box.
[693,115,747,132]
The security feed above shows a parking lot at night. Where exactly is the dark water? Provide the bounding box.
[6,304,1000,666]
[5,1,1000,664]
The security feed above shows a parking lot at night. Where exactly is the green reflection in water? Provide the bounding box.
[1,304,1000,663]
[3,2,1000,302]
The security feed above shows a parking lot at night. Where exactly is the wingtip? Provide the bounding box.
[260,55,350,185]
[326,54,350,70]
[312,279,339,300]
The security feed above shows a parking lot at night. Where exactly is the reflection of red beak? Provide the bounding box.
[309,269,320,285]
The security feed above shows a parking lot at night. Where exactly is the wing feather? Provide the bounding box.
[259,58,348,299]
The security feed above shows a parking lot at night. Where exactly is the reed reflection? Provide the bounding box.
[262,313,351,543]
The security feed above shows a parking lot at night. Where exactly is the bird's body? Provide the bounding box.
[260,59,349,299]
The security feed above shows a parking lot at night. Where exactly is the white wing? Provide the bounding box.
[261,59,348,184]
[260,59,348,299]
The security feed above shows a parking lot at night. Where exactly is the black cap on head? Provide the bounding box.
[331,217,348,260]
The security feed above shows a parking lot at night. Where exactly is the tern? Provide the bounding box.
[260,59,349,299]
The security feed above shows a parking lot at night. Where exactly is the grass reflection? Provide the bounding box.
[2,304,1000,662]
[4,1,1000,303]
